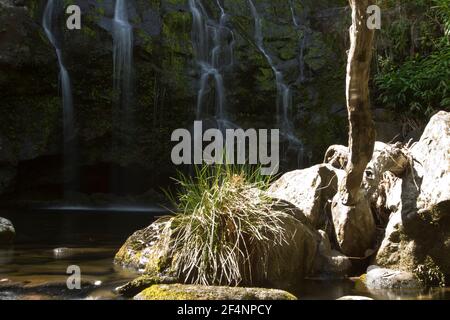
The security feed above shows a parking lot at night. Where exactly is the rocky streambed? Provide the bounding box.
[1,112,449,300]
[113,111,450,300]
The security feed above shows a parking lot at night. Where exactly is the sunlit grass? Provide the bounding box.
[158,164,291,286]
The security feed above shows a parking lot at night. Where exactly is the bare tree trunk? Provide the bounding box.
[330,0,377,257]
[342,0,376,205]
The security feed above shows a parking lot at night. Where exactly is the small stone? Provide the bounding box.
[365,266,422,290]
[337,296,374,300]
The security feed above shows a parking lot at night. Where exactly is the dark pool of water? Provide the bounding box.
[0,208,449,300]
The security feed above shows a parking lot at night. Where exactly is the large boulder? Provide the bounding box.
[375,111,450,286]
[325,142,409,258]
[0,217,15,244]
[268,164,339,228]
[114,219,173,275]
[265,201,321,288]
[115,198,321,289]
[134,284,297,300]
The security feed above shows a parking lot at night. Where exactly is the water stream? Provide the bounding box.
[1,209,448,300]
[42,0,78,195]
[111,0,134,194]
[248,0,304,165]
[113,0,133,111]
[189,0,235,127]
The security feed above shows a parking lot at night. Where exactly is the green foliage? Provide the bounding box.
[160,164,292,286]
[375,44,450,118]
[374,0,450,121]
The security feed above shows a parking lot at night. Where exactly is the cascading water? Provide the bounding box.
[113,0,133,111]
[289,0,308,83]
[111,0,134,194]
[189,0,235,128]
[248,0,304,165]
[42,0,78,195]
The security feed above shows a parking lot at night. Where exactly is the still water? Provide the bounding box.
[0,209,449,300]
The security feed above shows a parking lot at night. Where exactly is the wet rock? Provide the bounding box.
[134,284,297,300]
[375,111,450,285]
[114,219,174,275]
[52,247,113,260]
[365,266,422,290]
[0,279,97,299]
[337,295,374,300]
[0,217,15,244]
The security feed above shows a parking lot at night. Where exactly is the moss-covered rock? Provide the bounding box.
[116,275,178,297]
[114,218,174,275]
[134,284,297,300]
[114,199,321,290]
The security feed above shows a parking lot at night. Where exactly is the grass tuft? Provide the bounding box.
[158,164,292,286]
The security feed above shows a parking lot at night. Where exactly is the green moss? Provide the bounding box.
[135,284,298,300]
[137,285,196,300]
[117,275,178,297]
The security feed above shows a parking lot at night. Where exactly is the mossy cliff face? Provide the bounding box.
[1,0,352,196]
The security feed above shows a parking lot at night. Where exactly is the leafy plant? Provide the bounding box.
[375,44,450,119]
[374,0,450,121]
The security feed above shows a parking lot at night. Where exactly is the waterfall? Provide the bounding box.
[189,0,235,127]
[248,0,304,165]
[111,0,134,195]
[113,0,133,110]
[289,0,300,28]
[289,0,307,82]
[42,0,78,194]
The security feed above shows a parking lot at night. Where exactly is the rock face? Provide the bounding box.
[268,164,338,228]
[375,111,450,286]
[0,217,15,244]
[365,266,421,290]
[134,284,297,301]
[0,0,355,197]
